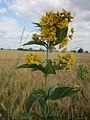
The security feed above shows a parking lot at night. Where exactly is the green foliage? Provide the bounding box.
[55,27,68,45]
[17,64,46,73]
[77,65,89,81]
[24,90,46,113]
[23,40,47,48]
[77,48,84,53]
[76,65,89,102]
[16,10,79,120]
[71,27,74,34]
[16,86,79,120]
[49,27,68,49]
[17,62,56,75]
[47,115,60,120]
[48,87,79,100]
[32,22,41,27]
[44,60,56,74]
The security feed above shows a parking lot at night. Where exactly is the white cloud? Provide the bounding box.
[0,16,22,48]
[10,0,70,20]
[0,0,90,51]
[0,8,7,14]
[70,0,90,11]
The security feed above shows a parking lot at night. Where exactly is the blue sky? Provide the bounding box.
[0,0,90,51]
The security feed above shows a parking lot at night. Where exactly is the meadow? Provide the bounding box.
[0,50,90,120]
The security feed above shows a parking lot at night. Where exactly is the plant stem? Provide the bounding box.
[44,74,48,120]
[44,43,49,120]
[46,46,49,62]
[45,74,48,94]
[45,43,49,93]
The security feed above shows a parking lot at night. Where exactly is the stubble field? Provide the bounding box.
[0,50,90,120]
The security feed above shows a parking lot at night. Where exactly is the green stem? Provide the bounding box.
[45,74,48,94]
[45,43,49,93]
[44,74,48,120]
[44,43,49,120]
[46,47,49,62]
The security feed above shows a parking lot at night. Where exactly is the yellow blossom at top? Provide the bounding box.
[32,10,73,43]
[25,53,42,65]
[57,20,68,29]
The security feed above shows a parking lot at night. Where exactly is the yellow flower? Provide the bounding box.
[56,53,74,70]
[32,10,73,46]
[39,10,72,42]
[32,33,39,40]
[65,53,74,65]
[25,53,42,65]
[57,20,68,29]
[59,37,69,48]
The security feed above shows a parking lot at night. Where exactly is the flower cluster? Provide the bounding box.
[59,36,69,48]
[53,53,74,70]
[25,52,74,70]
[32,33,39,40]
[25,53,42,65]
[32,9,73,43]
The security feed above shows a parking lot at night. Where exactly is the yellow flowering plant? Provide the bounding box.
[16,10,80,120]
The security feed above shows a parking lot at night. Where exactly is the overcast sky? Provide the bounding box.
[0,0,90,51]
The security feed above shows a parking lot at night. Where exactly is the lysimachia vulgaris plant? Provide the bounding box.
[16,9,80,120]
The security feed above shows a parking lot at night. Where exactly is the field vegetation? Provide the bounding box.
[0,50,90,120]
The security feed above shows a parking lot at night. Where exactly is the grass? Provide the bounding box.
[0,50,90,120]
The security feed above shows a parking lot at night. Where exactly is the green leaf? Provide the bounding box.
[32,22,41,27]
[38,97,48,116]
[23,40,47,48]
[71,27,74,34]
[17,64,46,73]
[55,27,68,45]
[24,90,46,113]
[77,65,88,81]
[17,63,56,75]
[45,60,56,74]
[48,87,79,100]
[47,115,60,120]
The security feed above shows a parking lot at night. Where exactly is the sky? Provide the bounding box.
[0,0,90,51]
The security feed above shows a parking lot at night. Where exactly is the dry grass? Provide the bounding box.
[0,50,90,120]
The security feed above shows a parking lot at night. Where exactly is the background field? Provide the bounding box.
[0,50,90,120]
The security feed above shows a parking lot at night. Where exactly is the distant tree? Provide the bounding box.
[0,48,3,50]
[29,48,33,51]
[72,50,76,53]
[24,49,29,51]
[17,48,24,51]
[85,51,88,53]
[77,48,84,53]
[39,48,44,51]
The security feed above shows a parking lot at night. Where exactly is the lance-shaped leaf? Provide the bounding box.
[17,64,46,73]
[44,60,56,74]
[55,27,68,45]
[24,90,46,113]
[23,40,47,48]
[17,61,56,75]
[48,87,79,100]
[32,22,41,27]
[49,27,68,47]
[38,97,48,116]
